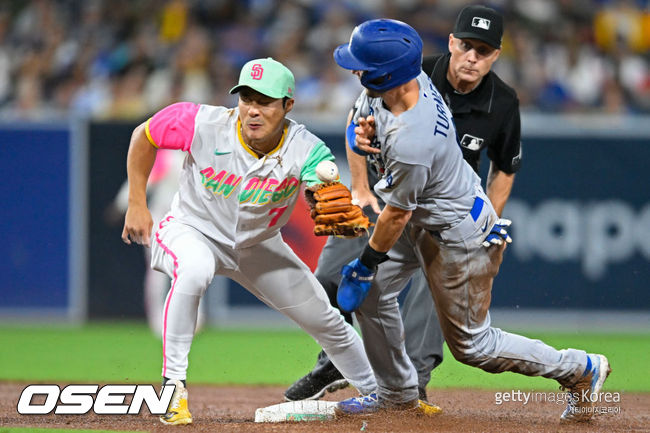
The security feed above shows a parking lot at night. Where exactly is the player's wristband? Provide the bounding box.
[347,121,369,156]
[360,244,389,269]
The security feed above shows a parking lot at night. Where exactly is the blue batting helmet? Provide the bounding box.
[334,19,423,92]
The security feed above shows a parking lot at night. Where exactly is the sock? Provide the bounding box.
[162,376,186,387]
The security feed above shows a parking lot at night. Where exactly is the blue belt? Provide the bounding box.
[429,195,485,240]
[470,196,484,222]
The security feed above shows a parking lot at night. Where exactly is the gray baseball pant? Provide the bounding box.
[400,271,444,390]
[356,196,589,404]
[313,229,444,389]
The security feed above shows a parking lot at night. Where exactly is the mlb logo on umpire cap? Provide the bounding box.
[472,17,491,30]
[453,5,503,49]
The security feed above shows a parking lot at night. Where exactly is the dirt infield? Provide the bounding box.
[1,383,648,433]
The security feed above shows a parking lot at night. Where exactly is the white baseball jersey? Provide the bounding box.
[145,102,334,248]
[145,102,377,395]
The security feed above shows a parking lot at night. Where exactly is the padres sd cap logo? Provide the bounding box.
[251,64,263,80]
[230,58,296,99]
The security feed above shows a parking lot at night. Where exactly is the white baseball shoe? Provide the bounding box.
[560,354,611,423]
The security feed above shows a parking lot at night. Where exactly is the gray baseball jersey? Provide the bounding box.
[353,72,481,231]
[351,73,589,405]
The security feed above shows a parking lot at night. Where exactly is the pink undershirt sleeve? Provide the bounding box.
[149,149,173,184]
[145,102,200,152]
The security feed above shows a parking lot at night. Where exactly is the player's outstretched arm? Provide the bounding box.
[337,205,411,312]
[369,204,412,253]
[122,122,157,247]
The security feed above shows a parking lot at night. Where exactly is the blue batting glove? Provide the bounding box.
[337,258,375,312]
[482,218,513,247]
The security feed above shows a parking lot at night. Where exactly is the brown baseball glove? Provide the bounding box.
[305,182,373,237]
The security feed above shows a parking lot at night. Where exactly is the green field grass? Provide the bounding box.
[1,323,648,392]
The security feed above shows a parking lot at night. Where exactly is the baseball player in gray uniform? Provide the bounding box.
[287,7,521,404]
[284,116,437,402]
[333,19,610,423]
[121,57,377,425]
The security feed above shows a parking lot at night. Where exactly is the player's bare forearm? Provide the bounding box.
[346,142,369,192]
[486,164,514,217]
[368,205,412,253]
[126,123,157,205]
[122,122,157,246]
[346,111,381,213]
[346,144,378,210]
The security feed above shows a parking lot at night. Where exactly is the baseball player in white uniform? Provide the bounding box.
[332,19,611,423]
[110,150,207,336]
[121,57,377,425]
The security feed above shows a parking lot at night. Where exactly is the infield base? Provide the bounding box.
[254,400,338,422]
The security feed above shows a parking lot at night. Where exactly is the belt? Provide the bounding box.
[429,194,491,243]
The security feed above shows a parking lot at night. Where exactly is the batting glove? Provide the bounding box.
[482,218,513,248]
[337,258,375,312]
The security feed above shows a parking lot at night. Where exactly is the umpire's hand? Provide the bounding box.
[122,205,153,247]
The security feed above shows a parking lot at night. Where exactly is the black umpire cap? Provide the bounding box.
[453,5,503,49]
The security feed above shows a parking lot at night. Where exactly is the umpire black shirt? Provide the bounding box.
[422,53,522,174]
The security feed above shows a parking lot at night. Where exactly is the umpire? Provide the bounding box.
[284,4,522,402]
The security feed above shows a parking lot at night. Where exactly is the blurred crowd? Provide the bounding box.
[0,0,649,121]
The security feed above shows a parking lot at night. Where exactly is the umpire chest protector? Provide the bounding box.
[423,53,521,175]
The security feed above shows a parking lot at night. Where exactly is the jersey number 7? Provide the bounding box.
[268,206,288,227]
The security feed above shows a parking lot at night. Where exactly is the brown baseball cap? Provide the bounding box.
[453,5,503,49]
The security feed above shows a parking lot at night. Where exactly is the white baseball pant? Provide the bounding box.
[150,215,377,395]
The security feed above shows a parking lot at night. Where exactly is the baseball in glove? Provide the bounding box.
[305,182,373,237]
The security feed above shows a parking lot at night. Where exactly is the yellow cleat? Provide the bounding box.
[160,380,193,425]
[416,399,442,416]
